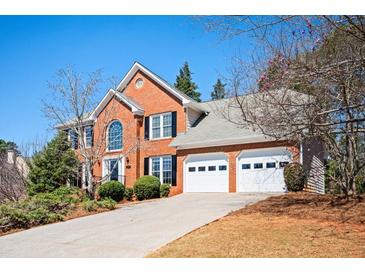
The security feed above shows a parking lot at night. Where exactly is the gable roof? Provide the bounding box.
[89,88,144,120]
[116,62,206,112]
[170,89,310,149]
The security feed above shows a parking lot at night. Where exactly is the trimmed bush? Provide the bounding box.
[133,176,160,201]
[125,187,134,201]
[97,198,117,210]
[81,200,99,212]
[160,184,171,197]
[284,163,306,192]
[98,181,125,202]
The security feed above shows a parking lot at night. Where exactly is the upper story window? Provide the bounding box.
[150,112,172,140]
[85,126,93,148]
[68,129,78,149]
[108,120,123,151]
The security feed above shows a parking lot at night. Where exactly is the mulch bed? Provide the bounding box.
[231,192,365,225]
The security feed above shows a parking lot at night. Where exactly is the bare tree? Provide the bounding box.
[43,67,146,196]
[0,151,27,203]
[204,16,365,196]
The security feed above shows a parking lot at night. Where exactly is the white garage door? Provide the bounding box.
[184,153,229,192]
[237,148,292,192]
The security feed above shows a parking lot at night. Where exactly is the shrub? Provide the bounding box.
[284,163,306,192]
[98,181,125,202]
[133,176,160,201]
[81,199,99,212]
[160,184,171,197]
[97,198,117,210]
[124,187,134,201]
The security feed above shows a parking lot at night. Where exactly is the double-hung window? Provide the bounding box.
[150,156,172,184]
[150,112,172,139]
[85,126,93,148]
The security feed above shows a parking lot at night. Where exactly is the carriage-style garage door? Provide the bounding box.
[237,147,292,192]
[184,153,229,192]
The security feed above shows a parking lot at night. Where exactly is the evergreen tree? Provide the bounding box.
[174,62,201,102]
[27,131,79,194]
[211,79,226,100]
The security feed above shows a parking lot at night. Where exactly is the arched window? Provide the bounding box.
[108,120,123,151]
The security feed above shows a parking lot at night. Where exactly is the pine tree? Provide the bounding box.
[174,62,201,102]
[211,79,226,100]
[27,131,80,194]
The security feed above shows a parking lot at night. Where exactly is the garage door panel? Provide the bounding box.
[238,148,291,192]
[184,154,228,192]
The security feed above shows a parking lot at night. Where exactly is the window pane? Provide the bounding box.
[163,113,172,126]
[219,165,227,171]
[163,126,172,137]
[152,116,160,128]
[152,128,160,139]
[109,159,119,181]
[163,171,172,184]
[108,121,122,150]
[162,156,172,171]
[198,166,206,172]
[279,161,289,168]
[242,164,251,170]
[266,162,276,168]
[69,130,78,149]
[188,167,196,172]
[85,126,93,147]
[254,163,263,169]
[208,166,216,171]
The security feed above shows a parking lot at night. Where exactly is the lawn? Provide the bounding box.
[148,192,365,258]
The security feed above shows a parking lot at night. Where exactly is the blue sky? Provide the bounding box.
[0,16,249,147]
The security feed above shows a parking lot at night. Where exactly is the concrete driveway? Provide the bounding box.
[0,193,273,257]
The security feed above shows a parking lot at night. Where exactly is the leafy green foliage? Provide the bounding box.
[27,132,79,195]
[211,79,226,100]
[0,139,20,155]
[96,198,117,210]
[284,163,307,192]
[133,176,160,201]
[124,187,134,201]
[97,181,125,202]
[81,197,116,212]
[160,183,171,197]
[0,186,82,232]
[174,62,201,102]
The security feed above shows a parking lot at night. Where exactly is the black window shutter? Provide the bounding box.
[171,155,177,186]
[144,157,149,175]
[171,111,177,137]
[144,116,149,140]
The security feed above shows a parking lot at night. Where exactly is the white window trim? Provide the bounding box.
[149,155,172,184]
[106,120,123,152]
[84,126,93,149]
[102,155,125,184]
[149,112,172,140]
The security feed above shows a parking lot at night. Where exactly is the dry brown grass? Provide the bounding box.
[148,192,365,258]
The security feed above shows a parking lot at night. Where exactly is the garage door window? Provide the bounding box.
[219,165,227,171]
[279,161,289,168]
[188,167,196,172]
[254,163,263,169]
[208,166,216,171]
[266,162,276,168]
[198,166,206,172]
[151,156,172,184]
[242,164,251,170]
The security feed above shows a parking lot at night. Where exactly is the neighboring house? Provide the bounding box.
[0,150,29,202]
[59,62,325,195]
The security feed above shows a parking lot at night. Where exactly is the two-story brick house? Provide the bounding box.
[61,62,325,195]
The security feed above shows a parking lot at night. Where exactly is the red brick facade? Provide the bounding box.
[73,64,300,195]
